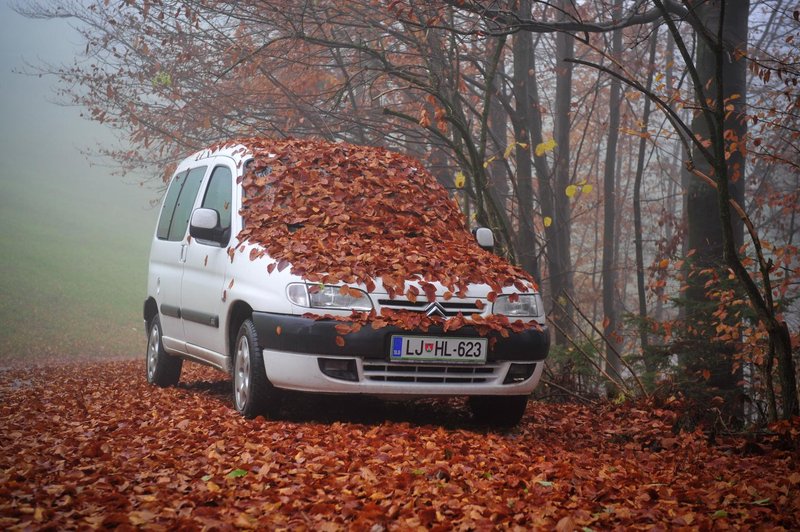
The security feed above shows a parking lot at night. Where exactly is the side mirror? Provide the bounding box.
[475,227,495,252]
[189,208,226,245]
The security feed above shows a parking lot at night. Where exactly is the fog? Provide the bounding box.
[0,2,158,360]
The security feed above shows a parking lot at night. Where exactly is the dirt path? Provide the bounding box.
[1,360,798,529]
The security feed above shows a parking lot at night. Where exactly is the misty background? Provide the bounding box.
[0,1,159,359]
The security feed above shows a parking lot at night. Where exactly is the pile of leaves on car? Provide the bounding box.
[212,137,540,338]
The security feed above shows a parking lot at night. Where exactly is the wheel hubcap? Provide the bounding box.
[147,324,160,381]
[235,335,251,410]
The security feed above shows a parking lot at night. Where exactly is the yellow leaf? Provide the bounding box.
[565,185,577,198]
[504,143,515,159]
[534,138,557,157]
[543,216,552,227]
[454,171,465,189]
[659,258,670,269]
[582,184,593,194]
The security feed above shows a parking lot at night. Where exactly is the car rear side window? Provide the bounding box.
[201,166,233,235]
[156,166,207,241]
[156,170,187,240]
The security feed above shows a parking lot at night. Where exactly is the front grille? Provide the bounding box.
[377,299,483,317]
[362,362,501,384]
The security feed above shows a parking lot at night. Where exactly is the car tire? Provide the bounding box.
[146,316,182,387]
[233,319,277,418]
[468,395,528,427]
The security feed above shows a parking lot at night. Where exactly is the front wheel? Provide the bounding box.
[233,319,277,418]
[146,316,182,387]
[468,395,528,428]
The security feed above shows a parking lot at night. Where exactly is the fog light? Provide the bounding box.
[504,363,536,384]
[318,358,359,382]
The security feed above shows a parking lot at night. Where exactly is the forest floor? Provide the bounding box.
[1,359,798,530]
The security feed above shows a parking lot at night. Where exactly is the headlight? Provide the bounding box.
[492,294,541,317]
[286,283,373,311]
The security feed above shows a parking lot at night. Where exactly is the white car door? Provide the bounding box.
[180,156,236,358]
[149,165,208,351]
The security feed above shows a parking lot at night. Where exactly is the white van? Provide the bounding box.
[144,138,549,426]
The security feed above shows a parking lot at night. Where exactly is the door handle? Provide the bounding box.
[180,243,188,263]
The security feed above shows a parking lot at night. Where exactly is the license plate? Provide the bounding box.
[390,335,487,364]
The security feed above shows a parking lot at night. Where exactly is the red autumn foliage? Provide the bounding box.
[1,359,798,530]
[219,137,536,298]
[212,137,542,338]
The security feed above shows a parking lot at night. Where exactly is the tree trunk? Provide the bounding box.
[602,0,624,392]
[634,28,659,374]
[702,1,799,420]
[488,57,510,204]
[512,0,539,278]
[549,1,575,344]
[685,0,748,422]
[527,44,557,309]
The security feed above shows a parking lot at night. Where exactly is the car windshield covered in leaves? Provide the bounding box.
[145,137,549,426]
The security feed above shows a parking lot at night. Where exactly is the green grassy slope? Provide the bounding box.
[0,167,159,361]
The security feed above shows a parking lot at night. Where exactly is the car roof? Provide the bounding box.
[187,142,253,165]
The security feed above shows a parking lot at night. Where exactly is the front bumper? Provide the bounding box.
[251,312,549,396]
[252,312,550,361]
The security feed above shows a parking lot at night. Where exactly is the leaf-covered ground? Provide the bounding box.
[1,359,798,530]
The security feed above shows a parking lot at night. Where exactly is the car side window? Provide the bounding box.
[160,166,207,242]
[156,170,188,240]
[200,165,233,244]
[242,158,274,199]
[202,166,232,229]
[241,159,275,230]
